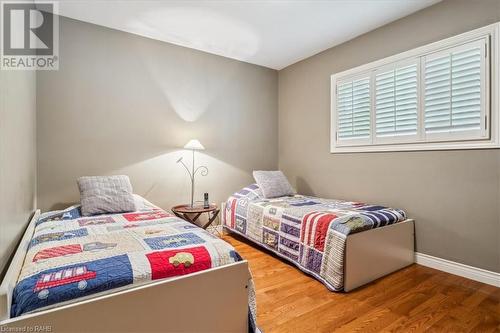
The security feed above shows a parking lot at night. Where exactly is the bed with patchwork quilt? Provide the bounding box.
[10,196,256,330]
[223,184,412,291]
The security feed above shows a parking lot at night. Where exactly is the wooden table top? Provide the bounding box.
[171,204,218,214]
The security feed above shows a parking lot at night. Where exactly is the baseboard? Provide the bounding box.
[415,252,500,287]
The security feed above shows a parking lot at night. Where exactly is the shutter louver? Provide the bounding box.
[337,77,370,140]
[375,63,418,137]
[425,43,482,134]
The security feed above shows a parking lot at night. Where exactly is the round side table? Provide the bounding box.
[171,204,220,230]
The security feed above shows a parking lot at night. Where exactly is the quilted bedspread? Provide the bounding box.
[12,197,247,319]
[223,185,407,291]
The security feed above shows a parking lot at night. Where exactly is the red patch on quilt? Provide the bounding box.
[122,211,171,222]
[301,212,320,243]
[229,199,237,228]
[146,246,212,280]
[300,212,337,252]
[313,214,337,252]
[33,244,82,262]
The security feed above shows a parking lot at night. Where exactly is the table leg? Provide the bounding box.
[200,209,220,229]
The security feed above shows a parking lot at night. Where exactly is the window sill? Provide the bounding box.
[330,140,500,153]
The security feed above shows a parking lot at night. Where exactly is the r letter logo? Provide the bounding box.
[1,1,58,70]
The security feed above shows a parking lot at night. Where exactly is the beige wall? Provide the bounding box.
[35,1,500,273]
[0,69,37,274]
[37,16,278,215]
[279,0,500,272]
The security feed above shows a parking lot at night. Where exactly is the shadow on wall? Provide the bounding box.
[135,35,276,172]
[50,202,79,211]
[295,176,315,196]
[48,150,254,212]
[38,16,277,212]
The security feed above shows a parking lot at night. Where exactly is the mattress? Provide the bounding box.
[223,184,408,291]
[11,196,249,319]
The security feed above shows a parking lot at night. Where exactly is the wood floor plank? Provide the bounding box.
[223,234,500,332]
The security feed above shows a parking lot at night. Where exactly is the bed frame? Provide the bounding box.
[0,210,252,332]
[344,218,414,291]
[221,202,415,292]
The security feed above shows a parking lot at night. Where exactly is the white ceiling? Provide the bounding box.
[44,0,440,70]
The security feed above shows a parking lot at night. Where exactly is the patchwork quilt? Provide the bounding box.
[223,185,408,291]
[12,197,252,323]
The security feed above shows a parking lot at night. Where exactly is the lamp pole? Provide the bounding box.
[191,149,195,207]
[177,149,208,208]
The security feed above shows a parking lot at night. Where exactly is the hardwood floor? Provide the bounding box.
[223,234,500,332]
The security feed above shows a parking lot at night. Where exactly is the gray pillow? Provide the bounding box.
[252,171,295,199]
[77,175,137,216]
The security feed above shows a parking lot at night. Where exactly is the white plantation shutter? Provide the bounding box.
[375,62,418,139]
[424,39,486,138]
[331,27,496,153]
[336,77,371,142]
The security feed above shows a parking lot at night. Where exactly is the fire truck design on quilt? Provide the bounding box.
[35,266,96,299]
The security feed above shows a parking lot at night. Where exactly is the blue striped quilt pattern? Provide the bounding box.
[223,184,407,291]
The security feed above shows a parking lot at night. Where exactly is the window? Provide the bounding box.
[331,23,499,153]
[375,61,418,142]
[423,40,486,140]
[337,76,371,143]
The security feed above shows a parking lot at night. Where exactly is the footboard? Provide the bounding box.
[0,210,40,321]
[1,206,252,332]
[344,219,415,291]
[1,260,251,332]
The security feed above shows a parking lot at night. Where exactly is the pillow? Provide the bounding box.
[233,184,264,201]
[77,175,137,216]
[252,170,295,199]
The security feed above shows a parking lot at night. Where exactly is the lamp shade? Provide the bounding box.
[184,139,205,150]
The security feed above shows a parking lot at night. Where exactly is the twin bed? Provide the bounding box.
[0,195,254,332]
[222,184,414,292]
[0,185,414,332]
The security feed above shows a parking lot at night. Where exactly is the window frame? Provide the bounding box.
[330,22,500,153]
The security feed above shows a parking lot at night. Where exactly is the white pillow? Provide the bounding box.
[252,170,295,199]
[77,175,137,216]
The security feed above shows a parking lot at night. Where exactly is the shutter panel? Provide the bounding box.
[375,63,418,137]
[336,77,370,140]
[424,41,483,134]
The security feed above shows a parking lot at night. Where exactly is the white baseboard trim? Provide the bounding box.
[415,252,500,287]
